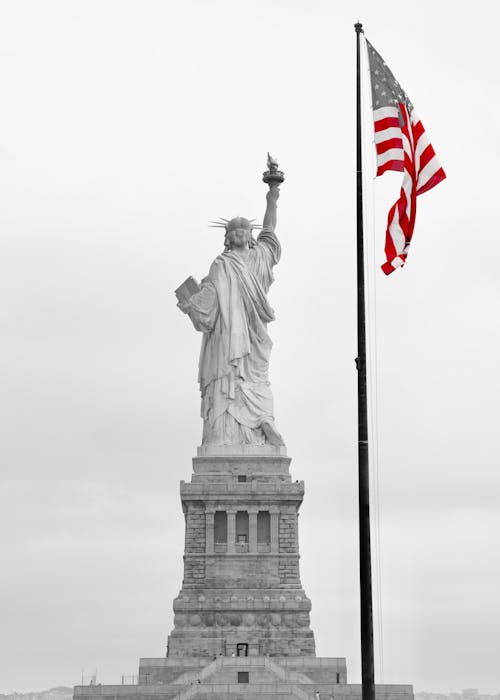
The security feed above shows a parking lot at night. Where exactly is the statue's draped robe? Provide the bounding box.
[186,230,280,445]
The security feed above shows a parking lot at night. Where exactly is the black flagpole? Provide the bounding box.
[355,21,375,700]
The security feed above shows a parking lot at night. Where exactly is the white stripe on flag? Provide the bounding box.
[402,172,414,203]
[373,105,400,120]
[377,148,404,167]
[417,156,442,191]
[374,126,402,143]
[388,206,406,255]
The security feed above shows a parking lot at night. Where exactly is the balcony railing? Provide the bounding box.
[211,542,270,554]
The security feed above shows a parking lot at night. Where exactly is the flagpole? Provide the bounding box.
[355,21,375,700]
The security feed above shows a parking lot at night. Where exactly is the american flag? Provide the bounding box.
[366,39,446,275]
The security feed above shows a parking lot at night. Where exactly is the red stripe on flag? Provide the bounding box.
[376,138,403,155]
[418,143,436,172]
[381,254,407,276]
[384,204,399,262]
[377,160,404,175]
[416,167,446,195]
[412,119,424,140]
[381,261,396,275]
[396,188,410,236]
[403,150,416,180]
[374,116,401,132]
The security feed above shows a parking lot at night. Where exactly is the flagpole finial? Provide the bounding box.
[354,21,363,33]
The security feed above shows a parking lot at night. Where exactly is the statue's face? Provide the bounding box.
[227,227,250,249]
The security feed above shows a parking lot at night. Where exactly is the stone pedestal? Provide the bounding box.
[167,450,315,659]
[73,448,415,700]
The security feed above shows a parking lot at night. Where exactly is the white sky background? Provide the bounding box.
[1,0,499,693]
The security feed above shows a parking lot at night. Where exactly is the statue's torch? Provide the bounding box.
[262,153,285,187]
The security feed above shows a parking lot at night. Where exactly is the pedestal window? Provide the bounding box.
[214,511,227,546]
[257,511,270,542]
[235,511,249,552]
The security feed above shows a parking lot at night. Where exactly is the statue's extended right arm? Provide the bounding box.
[257,185,281,267]
[262,185,279,232]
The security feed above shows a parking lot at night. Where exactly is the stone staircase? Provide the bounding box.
[168,657,314,700]
[170,684,311,700]
[171,659,218,685]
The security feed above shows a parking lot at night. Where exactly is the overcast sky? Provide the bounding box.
[1,0,499,694]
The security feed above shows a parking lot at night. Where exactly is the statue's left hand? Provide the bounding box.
[177,300,192,314]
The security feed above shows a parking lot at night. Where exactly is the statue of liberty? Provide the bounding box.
[176,155,285,448]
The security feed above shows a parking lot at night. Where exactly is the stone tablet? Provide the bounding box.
[174,275,201,304]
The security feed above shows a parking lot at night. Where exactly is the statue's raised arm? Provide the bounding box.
[262,153,284,232]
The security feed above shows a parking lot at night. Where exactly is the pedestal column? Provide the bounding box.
[249,508,258,553]
[227,509,236,553]
[205,508,215,554]
[270,507,279,554]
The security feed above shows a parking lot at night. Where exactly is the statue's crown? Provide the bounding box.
[227,217,252,232]
[209,217,262,232]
